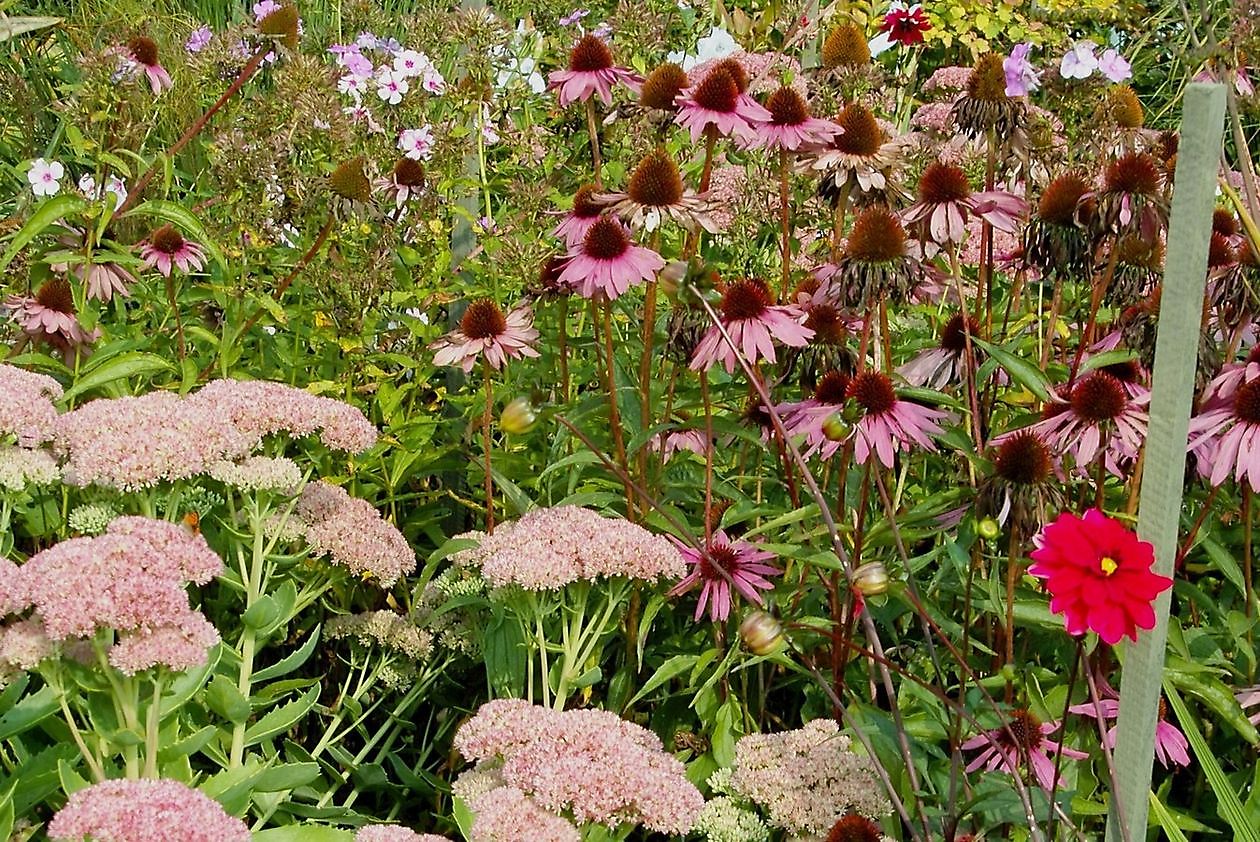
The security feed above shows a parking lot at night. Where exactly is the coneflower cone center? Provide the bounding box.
[393,158,426,187]
[821,23,870,69]
[825,813,883,842]
[569,35,613,72]
[1115,235,1162,268]
[1213,208,1239,237]
[968,54,1008,102]
[259,4,299,43]
[700,544,738,579]
[720,280,771,321]
[711,57,749,92]
[692,68,740,113]
[1107,86,1144,129]
[940,313,980,353]
[35,278,76,314]
[331,157,370,201]
[805,304,847,344]
[1070,372,1127,422]
[767,87,810,126]
[572,185,602,218]
[919,163,971,205]
[640,62,688,109]
[1037,174,1088,226]
[847,371,896,415]
[1208,232,1237,268]
[994,431,1051,485]
[628,150,684,207]
[151,224,186,254]
[129,36,159,66]
[1105,153,1161,196]
[460,299,508,340]
[847,208,905,263]
[582,218,631,260]
[1233,379,1260,424]
[814,371,852,404]
[1007,709,1044,753]
[833,104,883,156]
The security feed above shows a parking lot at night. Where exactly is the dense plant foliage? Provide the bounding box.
[1,0,1260,840]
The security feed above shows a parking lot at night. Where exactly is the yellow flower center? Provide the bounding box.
[1100,556,1119,576]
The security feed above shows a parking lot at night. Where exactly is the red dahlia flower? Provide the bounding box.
[880,4,932,46]
[1028,508,1172,645]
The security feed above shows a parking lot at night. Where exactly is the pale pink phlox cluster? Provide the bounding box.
[296,481,416,587]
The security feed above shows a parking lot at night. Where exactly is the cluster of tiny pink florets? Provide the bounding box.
[453,506,685,590]
[453,698,703,837]
[2,516,222,674]
[355,826,452,842]
[0,363,63,446]
[47,778,250,842]
[52,379,376,491]
[296,481,416,587]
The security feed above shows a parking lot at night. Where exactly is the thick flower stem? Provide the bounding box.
[637,231,663,499]
[482,359,496,533]
[585,98,603,188]
[229,509,268,769]
[684,130,719,260]
[1069,242,1122,384]
[830,182,851,263]
[143,674,164,778]
[699,370,715,544]
[598,302,634,513]
[164,274,186,361]
[118,43,272,217]
[778,149,793,300]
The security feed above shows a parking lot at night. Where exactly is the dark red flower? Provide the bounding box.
[1028,508,1172,645]
[880,4,932,46]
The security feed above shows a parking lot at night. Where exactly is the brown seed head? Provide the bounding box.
[1235,378,1260,424]
[330,156,371,202]
[917,162,971,204]
[1106,85,1144,129]
[1070,372,1128,422]
[805,303,848,345]
[825,813,883,842]
[814,370,852,404]
[392,157,426,188]
[582,217,631,259]
[35,277,76,314]
[767,86,810,126]
[640,62,688,109]
[1213,208,1239,237]
[993,429,1052,485]
[711,57,749,92]
[128,36,160,67]
[691,66,740,113]
[968,54,1008,102]
[940,312,981,352]
[628,148,684,207]
[1104,153,1162,197]
[847,370,897,415]
[1037,173,1089,226]
[847,207,906,263]
[258,4,300,49]
[822,23,871,69]
[1209,231,1238,268]
[572,184,602,219]
[569,34,613,72]
[150,224,186,255]
[832,103,884,157]
[1006,709,1045,752]
[460,299,508,340]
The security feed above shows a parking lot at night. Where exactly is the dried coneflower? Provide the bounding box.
[330,156,371,203]
[1094,152,1167,237]
[595,147,716,233]
[821,23,871,70]
[823,207,919,307]
[258,3,300,50]
[1106,234,1164,306]
[1103,85,1144,129]
[639,61,689,111]
[952,53,1025,139]
[810,102,907,206]
[1022,172,1094,280]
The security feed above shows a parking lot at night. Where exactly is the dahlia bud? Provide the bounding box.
[739,611,785,656]
[499,396,539,434]
[852,561,889,596]
[977,517,1001,541]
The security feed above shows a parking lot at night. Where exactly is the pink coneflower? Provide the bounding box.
[650,427,708,462]
[1024,372,1149,477]
[962,709,1087,791]
[897,312,982,389]
[689,278,813,373]
[844,371,949,468]
[556,217,665,300]
[807,102,909,207]
[139,224,207,277]
[127,36,173,94]
[1068,696,1190,768]
[430,299,540,373]
[593,148,717,233]
[1187,362,1260,490]
[547,34,640,106]
[552,184,605,248]
[379,157,426,208]
[78,260,136,302]
[745,86,842,152]
[674,63,771,144]
[902,162,1026,246]
[779,369,851,460]
[4,279,100,358]
[668,531,781,622]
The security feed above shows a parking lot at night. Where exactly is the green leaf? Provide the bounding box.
[0,194,87,271]
[1165,668,1259,744]
[252,762,322,792]
[243,685,319,747]
[0,790,12,842]
[252,828,353,842]
[62,352,175,401]
[628,655,697,706]
[0,16,61,41]
[123,200,227,272]
[0,685,56,740]
[158,725,218,761]
[205,675,251,723]
[1164,684,1259,840]
[252,625,321,683]
[242,595,282,633]
[1148,791,1191,842]
[969,337,1051,401]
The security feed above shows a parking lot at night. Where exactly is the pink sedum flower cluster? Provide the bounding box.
[463,785,579,842]
[454,699,703,836]
[295,481,416,587]
[4,516,222,674]
[355,827,452,842]
[452,505,685,589]
[54,379,376,490]
[0,363,63,446]
[47,778,249,842]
